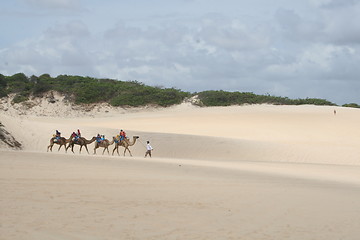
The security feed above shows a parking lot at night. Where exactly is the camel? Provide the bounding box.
[112,136,139,156]
[66,136,97,154]
[93,138,114,155]
[47,136,70,152]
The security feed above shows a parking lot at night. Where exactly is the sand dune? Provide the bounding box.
[1,103,360,239]
[1,103,359,164]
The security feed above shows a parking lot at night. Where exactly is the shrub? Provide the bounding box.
[197,91,337,106]
[12,93,29,103]
[342,103,360,108]
[0,73,350,108]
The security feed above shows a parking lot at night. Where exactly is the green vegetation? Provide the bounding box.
[1,73,358,107]
[342,103,360,108]
[0,74,8,98]
[0,73,189,107]
[197,90,337,106]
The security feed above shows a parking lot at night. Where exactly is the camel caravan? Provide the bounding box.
[47,129,140,156]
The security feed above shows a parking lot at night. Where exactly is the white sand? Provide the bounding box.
[1,102,360,239]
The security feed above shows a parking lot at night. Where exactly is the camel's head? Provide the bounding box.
[134,136,139,139]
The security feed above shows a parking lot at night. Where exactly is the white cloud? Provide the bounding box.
[315,0,358,9]
[1,0,359,104]
[22,0,82,10]
[44,21,90,39]
[321,5,360,45]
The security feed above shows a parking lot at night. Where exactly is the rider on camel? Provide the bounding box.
[71,131,79,142]
[119,129,126,142]
[96,134,102,143]
[54,130,61,142]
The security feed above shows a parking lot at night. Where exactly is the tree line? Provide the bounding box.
[0,73,188,107]
[0,73,359,108]
[197,90,339,106]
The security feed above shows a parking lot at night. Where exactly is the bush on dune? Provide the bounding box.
[196,90,337,106]
[2,73,359,108]
[342,103,360,108]
[0,73,190,107]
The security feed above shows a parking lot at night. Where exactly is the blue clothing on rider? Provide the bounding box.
[96,134,101,143]
[55,130,61,141]
[119,130,126,141]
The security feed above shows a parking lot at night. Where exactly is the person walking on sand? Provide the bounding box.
[145,141,153,158]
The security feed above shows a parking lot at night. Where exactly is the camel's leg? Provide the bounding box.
[94,146,98,155]
[102,147,106,155]
[113,146,120,156]
[71,145,75,154]
[58,144,62,151]
[106,147,110,155]
[84,145,89,154]
[48,139,55,152]
[124,148,127,157]
[127,148,133,157]
[123,147,132,157]
[112,146,116,156]
[47,144,53,152]
[66,144,71,153]
[67,145,71,153]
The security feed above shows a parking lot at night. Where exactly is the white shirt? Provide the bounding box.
[146,143,153,151]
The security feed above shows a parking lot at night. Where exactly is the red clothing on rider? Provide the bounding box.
[120,130,126,141]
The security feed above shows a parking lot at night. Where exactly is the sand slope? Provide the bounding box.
[1,103,360,239]
[1,151,360,240]
[1,103,359,164]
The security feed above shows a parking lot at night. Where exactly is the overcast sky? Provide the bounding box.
[1,0,360,104]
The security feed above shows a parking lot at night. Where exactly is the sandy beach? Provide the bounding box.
[1,102,360,239]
